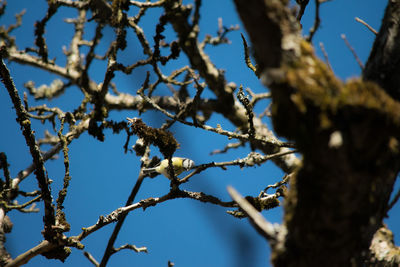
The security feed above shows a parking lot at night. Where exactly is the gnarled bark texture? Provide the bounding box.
[234,0,400,266]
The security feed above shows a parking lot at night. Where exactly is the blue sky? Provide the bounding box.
[0,1,398,267]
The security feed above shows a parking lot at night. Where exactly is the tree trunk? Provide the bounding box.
[233,0,400,266]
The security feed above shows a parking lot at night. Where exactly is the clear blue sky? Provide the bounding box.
[0,1,398,267]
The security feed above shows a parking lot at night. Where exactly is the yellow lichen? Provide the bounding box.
[283,40,400,129]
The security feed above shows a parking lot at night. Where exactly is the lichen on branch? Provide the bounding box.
[127,117,179,158]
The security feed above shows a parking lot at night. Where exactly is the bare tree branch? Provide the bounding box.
[227,186,278,242]
[0,54,56,240]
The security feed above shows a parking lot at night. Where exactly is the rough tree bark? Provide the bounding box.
[234,0,400,266]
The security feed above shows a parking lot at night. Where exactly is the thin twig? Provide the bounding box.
[355,17,377,35]
[341,34,364,69]
[74,188,236,243]
[130,0,166,7]
[112,244,148,254]
[0,54,56,238]
[99,173,146,267]
[262,173,293,194]
[179,150,297,184]
[319,42,333,71]
[99,143,151,266]
[83,251,99,267]
[138,90,288,148]
[306,0,320,42]
[4,195,41,212]
[245,87,271,107]
[56,117,71,212]
[14,117,90,186]
[5,240,57,267]
[241,33,258,76]
[227,186,278,242]
[210,141,244,155]
[296,0,310,21]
